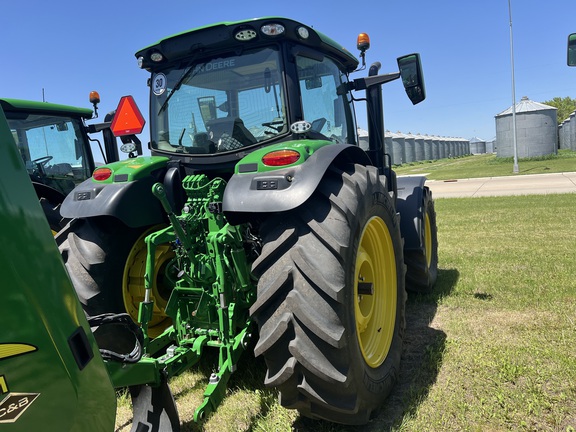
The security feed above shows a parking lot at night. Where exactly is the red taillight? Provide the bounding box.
[93,167,112,181]
[262,150,300,166]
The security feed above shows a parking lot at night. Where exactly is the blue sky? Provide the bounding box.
[2,0,575,148]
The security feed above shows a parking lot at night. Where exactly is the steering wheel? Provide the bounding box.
[31,156,53,175]
[262,119,285,133]
[32,156,53,167]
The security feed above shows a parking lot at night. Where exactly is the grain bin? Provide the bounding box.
[562,120,570,149]
[399,132,415,163]
[412,133,425,161]
[486,138,496,153]
[447,137,456,158]
[558,122,566,150]
[358,127,369,151]
[495,96,557,158]
[431,135,440,160]
[469,137,486,154]
[564,119,571,149]
[436,136,446,159]
[568,111,576,150]
[390,131,405,165]
[423,134,434,160]
[384,130,393,158]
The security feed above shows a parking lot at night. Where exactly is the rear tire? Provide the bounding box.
[250,164,406,425]
[39,197,62,234]
[404,188,438,293]
[58,218,175,337]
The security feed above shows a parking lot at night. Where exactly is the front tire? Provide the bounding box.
[250,164,406,425]
[58,217,175,337]
[404,187,438,293]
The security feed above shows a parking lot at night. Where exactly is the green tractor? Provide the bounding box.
[0,102,117,430]
[57,17,438,427]
[1,94,140,233]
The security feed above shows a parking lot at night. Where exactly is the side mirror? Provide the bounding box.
[568,33,576,66]
[397,53,426,105]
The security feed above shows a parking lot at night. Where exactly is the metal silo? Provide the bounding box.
[431,135,440,160]
[469,137,486,154]
[561,120,570,149]
[558,123,564,150]
[412,133,425,161]
[438,137,448,159]
[448,137,456,158]
[384,130,393,159]
[486,138,495,154]
[357,127,369,151]
[423,134,433,160]
[457,137,465,156]
[390,131,405,165]
[570,111,576,150]
[400,132,415,163]
[495,96,558,158]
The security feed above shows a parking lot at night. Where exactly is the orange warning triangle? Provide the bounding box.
[110,95,146,136]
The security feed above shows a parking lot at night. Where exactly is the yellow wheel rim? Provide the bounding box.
[122,226,175,338]
[424,212,432,268]
[355,216,397,368]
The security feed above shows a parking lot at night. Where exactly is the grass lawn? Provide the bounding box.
[394,150,576,180]
[115,192,576,431]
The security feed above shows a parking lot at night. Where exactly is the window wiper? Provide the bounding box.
[158,62,204,114]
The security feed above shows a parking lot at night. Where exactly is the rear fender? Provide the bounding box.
[32,182,66,204]
[60,158,179,228]
[396,176,429,251]
[223,144,371,223]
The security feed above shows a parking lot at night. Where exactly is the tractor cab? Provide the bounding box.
[136,17,424,178]
[137,19,362,170]
[1,98,97,198]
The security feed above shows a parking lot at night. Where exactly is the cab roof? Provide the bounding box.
[135,17,360,73]
[0,98,93,119]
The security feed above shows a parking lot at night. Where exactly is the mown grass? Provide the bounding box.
[116,193,576,432]
[394,150,576,180]
[389,195,576,432]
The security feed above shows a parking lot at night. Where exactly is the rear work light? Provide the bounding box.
[261,23,285,36]
[235,28,257,41]
[262,149,300,167]
[93,167,112,181]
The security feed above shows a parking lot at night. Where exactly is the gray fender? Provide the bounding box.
[223,144,371,220]
[396,176,430,251]
[60,176,166,228]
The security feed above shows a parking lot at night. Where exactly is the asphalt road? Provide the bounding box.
[418,172,576,198]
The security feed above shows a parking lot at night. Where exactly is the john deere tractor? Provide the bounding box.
[1,95,134,233]
[0,101,117,431]
[57,17,438,428]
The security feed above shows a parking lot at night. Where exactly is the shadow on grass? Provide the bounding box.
[291,268,459,432]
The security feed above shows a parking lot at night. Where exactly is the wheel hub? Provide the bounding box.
[355,216,397,368]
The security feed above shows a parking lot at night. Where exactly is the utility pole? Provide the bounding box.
[508,0,519,173]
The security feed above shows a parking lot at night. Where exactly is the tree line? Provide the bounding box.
[542,96,576,123]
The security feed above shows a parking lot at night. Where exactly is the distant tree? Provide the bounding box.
[542,96,576,124]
